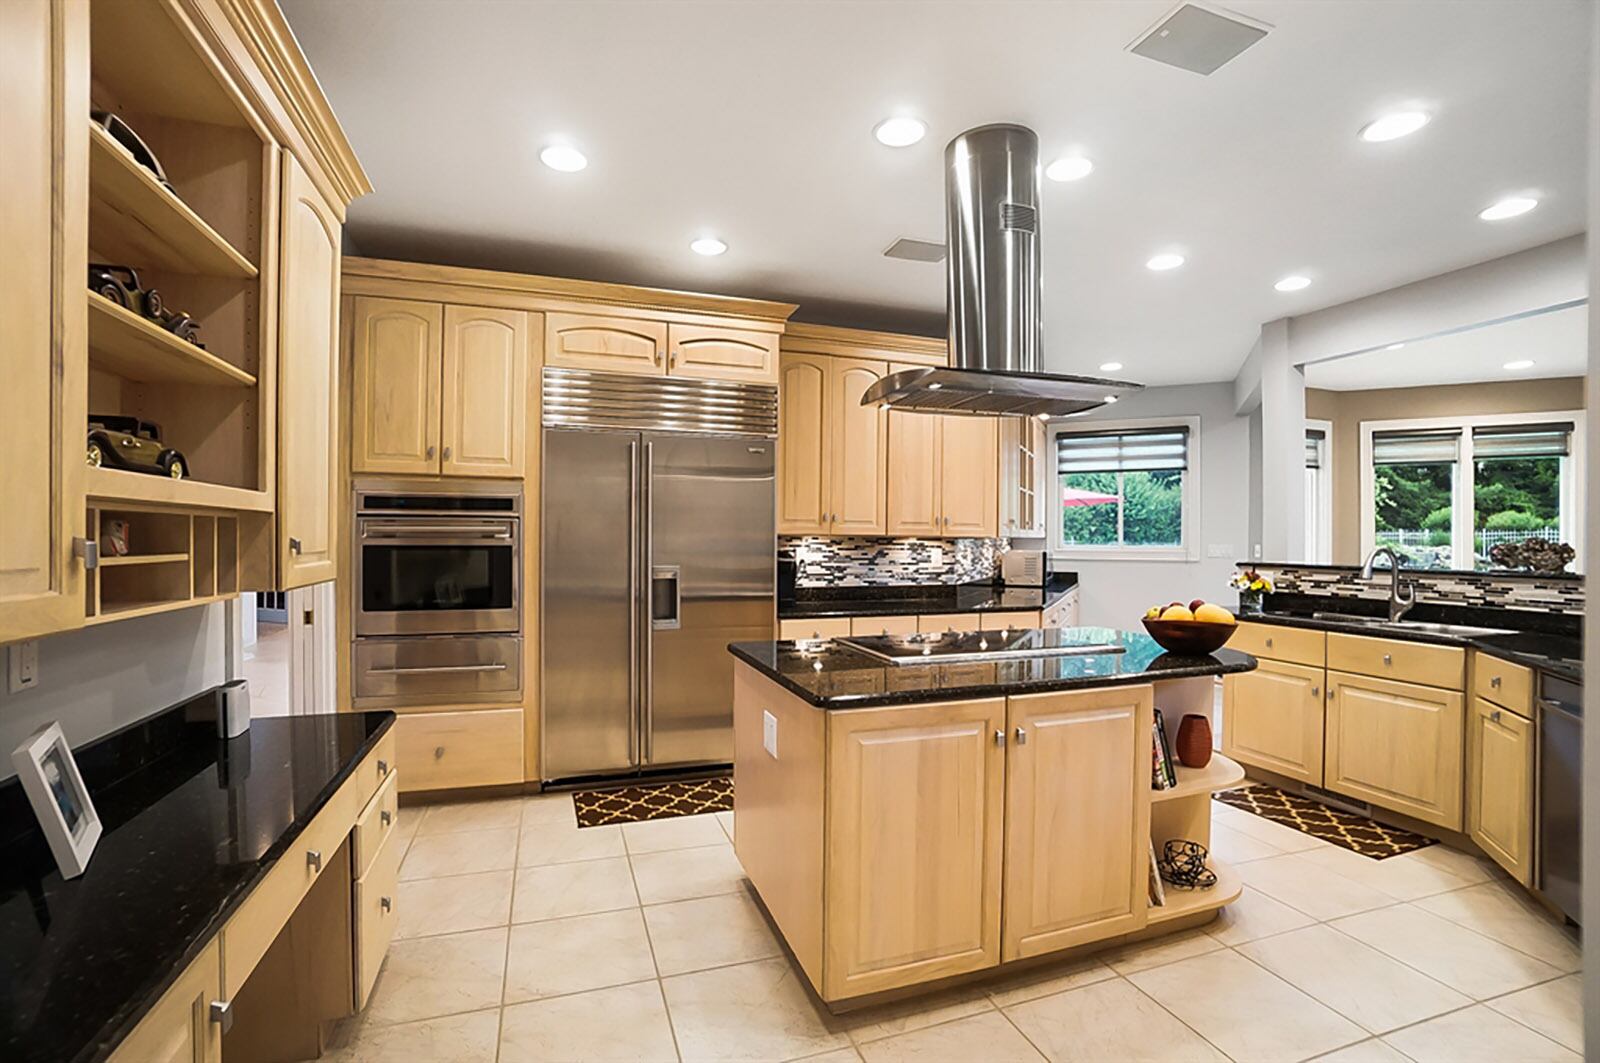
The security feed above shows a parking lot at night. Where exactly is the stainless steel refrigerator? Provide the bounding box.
[540,368,776,781]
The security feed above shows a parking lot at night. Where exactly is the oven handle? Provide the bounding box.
[360,525,514,538]
[370,663,510,676]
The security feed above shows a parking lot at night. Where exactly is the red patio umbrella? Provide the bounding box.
[1061,486,1119,507]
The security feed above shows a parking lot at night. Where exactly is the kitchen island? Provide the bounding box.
[727,627,1256,1007]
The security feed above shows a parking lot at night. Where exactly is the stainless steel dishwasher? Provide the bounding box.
[1536,670,1582,924]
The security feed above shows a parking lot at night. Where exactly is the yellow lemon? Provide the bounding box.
[1159,604,1194,621]
[1144,606,1162,620]
[1194,602,1235,624]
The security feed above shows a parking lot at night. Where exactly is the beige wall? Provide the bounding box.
[1308,377,1586,564]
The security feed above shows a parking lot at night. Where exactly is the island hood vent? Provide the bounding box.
[862,124,1142,418]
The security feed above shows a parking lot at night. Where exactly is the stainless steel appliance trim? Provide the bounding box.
[359,523,514,539]
[628,438,640,768]
[352,635,524,709]
[369,663,510,675]
[651,565,682,630]
[355,477,524,514]
[542,367,778,437]
[643,438,655,762]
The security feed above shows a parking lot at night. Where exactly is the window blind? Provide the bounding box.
[1372,429,1460,466]
[1472,422,1573,460]
[1305,428,1326,469]
[1057,427,1189,473]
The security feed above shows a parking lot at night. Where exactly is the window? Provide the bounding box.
[1360,413,1583,572]
[1305,424,1332,563]
[1054,423,1192,556]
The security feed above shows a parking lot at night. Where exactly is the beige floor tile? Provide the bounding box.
[1219,809,1332,853]
[512,857,639,922]
[394,869,513,940]
[662,957,851,1061]
[416,797,525,836]
[840,986,994,1045]
[1486,973,1583,1053]
[624,813,730,854]
[1004,977,1228,1062]
[390,804,424,855]
[522,791,577,826]
[1209,821,1288,864]
[499,980,678,1062]
[630,842,747,905]
[1208,885,1315,945]
[1129,949,1365,1062]
[799,1050,865,1063]
[1382,1003,1579,1062]
[1102,927,1222,975]
[362,928,508,1027]
[322,1008,501,1063]
[716,809,735,839]
[503,908,658,1002]
[1237,924,1469,1033]
[1403,842,1499,885]
[1297,844,1479,901]
[1331,903,1562,1000]
[643,890,781,975]
[984,956,1117,1008]
[399,827,519,881]
[1414,881,1582,972]
[1237,853,1398,920]
[518,817,626,866]
[1311,1039,1412,1062]
[856,1011,1042,1063]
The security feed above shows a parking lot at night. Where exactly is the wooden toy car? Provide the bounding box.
[87,264,205,348]
[87,416,187,479]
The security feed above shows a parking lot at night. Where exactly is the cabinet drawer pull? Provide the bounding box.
[994,729,1006,747]
[209,1000,233,1033]
[381,809,393,827]
[434,746,446,759]
[1490,709,1503,723]
[380,896,393,913]
[1382,654,1393,666]
[1490,676,1502,688]
[1014,726,1028,745]
[306,849,323,873]
[378,758,390,777]
[1265,637,1274,648]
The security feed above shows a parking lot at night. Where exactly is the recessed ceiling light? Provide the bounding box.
[1503,359,1536,371]
[1386,342,1405,351]
[539,144,587,172]
[1359,111,1429,143]
[690,236,727,256]
[1099,361,1123,372]
[1045,156,1093,182]
[1274,274,1311,292]
[1479,196,1538,221]
[1146,252,1185,271]
[873,116,926,148]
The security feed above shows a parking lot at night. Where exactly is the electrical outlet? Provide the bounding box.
[762,710,778,758]
[8,641,40,694]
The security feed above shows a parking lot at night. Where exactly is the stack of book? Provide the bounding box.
[1151,707,1178,791]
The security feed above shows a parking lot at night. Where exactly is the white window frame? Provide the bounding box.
[1305,418,1333,564]
[1357,409,1585,572]
[1050,415,1200,563]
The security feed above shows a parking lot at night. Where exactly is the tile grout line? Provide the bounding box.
[625,835,686,1062]
[1109,964,1242,1061]
[493,798,530,1063]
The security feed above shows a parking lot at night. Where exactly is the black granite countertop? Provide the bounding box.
[777,574,1078,621]
[1248,594,1582,683]
[0,692,394,1063]
[729,626,1255,708]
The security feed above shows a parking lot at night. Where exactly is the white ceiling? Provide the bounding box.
[1303,303,1589,391]
[280,0,1591,385]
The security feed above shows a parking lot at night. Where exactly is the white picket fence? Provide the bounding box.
[1379,527,1561,549]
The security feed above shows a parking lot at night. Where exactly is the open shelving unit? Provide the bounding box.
[85,504,239,625]
[87,292,256,387]
[1148,690,1247,926]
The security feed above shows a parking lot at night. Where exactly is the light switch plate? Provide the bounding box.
[762,710,778,758]
[8,641,39,694]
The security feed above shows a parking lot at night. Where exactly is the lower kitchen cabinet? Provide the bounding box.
[849,614,919,636]
[1326,671,1464,830]
[778,616,853,640]
[823,698,1006,1000]
[111,939,222,1063]
[979,610,1040,631]
[1222,659,1326,785]
[918,613,982,634]
[1003,686,1150,960]
[394,708,525,792]
[1466,695,1534,885]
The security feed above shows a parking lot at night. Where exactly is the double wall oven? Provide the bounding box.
[353,480,523,709]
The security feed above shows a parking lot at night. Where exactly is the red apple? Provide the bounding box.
[1189,598,1207,612]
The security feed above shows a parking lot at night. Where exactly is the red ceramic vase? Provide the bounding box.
[1175,713,1213,769]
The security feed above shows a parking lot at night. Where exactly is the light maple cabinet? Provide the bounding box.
[350,297,442,475]
[1003,686,1151,960]
[1000,416,1048,537]
[886,410,942,536]
[887,398,998,538]
[109,939,222,1063]
[442,305,529,477]
[823,698,1006,1000]
[275,153,342,588]
[1467,693,1534,885]
[668,322,778,383]
[350,298,529,478]
[1222,659,1326,785]
[545,311,666,375]
[1326,671,1464,830]
[0,0,87,643]
[777,353,888,534]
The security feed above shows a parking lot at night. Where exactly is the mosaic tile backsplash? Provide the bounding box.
[1248,564,1584,616]
[782,536,1009,588]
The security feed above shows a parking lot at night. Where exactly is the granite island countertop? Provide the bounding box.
[777,573,1078,621]
[729,626,1255,708]
[0,695,395,1063]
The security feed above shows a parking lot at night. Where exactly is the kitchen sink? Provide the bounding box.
[1311,612,1514,638]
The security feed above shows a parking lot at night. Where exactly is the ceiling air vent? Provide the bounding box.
[1128,2,1270,76]
[883,237,946,263]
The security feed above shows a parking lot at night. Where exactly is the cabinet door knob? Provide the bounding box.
[74,537,100,570]
[380,896,393,913]
[1490,676,1502,688]
[378,758,390,777]
[306,849,323,873]
[994,729,1006,747]
[288,537,302,554]
[426,445,436,459]
[442,446,452,461]
[381,809,393,827]
[1490,709,1503,723]
[654,350,663,365]
[209,1000,234,1033]
[1014,726,1028,745]
[434,746,446,759]
[1311,686,1320,697]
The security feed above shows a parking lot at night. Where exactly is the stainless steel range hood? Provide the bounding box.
[863,124,1142,418]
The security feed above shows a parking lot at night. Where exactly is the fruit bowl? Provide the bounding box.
[1141,618,1237,656]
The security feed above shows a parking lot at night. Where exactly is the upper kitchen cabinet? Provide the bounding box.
[0,0,88,644]
[1000,416,1047,537]
[350,297,443,475]
[668,323,779,384]
[442,306,529,477]
[546,312,666,375]
[777,353,831,533]
[886,375,999,539]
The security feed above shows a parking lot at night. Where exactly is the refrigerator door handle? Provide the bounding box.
[627,439,640,768]
[642,440,655,762]
[651,565,681,630]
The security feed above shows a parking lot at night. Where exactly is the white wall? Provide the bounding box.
[1052,383,1252,628]
[0,603,229,780]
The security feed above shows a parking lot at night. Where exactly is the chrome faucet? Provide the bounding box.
[1360,546,1416,622]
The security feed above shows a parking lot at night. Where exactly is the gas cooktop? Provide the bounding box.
[836,628,1125,666]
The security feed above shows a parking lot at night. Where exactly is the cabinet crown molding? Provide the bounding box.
[781,322,948,364]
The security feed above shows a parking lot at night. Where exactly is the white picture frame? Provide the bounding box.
[11,722,102,879]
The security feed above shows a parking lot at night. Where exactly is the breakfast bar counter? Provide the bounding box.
[728,627,1253,1007]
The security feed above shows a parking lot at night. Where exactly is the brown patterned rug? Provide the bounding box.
[1214,785,1436,860]
[573,776,733,827]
